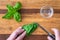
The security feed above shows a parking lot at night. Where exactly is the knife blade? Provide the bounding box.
[38,24,55,40]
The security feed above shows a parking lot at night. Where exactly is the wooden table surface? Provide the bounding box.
[0,0,60,40]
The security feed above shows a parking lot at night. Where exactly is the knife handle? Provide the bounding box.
[48,34,55,40]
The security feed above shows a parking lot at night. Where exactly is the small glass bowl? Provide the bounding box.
[40,6,54,18]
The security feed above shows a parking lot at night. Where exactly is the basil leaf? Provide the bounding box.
[14,2,22,10]
[2,12,13,19]
[30,23,38,34]
[22,24,33,36]
[14,12,21,22]
[7,5,15,12]
[2,2,22,22]
[22,23,38,36]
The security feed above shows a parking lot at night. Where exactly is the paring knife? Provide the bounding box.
[38,24,55,40]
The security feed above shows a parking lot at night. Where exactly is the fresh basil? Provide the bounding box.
[14,2,22,10]
[2,12,13,19]
[14,12,21,22]
[2,2,22,22]
[22,23,38,36]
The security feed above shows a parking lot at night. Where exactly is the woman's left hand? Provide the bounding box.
[7,27,26,40]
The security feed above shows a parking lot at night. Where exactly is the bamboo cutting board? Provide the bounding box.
[0,0,60,40]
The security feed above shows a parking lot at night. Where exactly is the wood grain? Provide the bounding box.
[0,0,60,40]
[0,0,60,35]
[0,34,47,40]
[0,0,60,9]
[0,9,60,13]
[0,13,60,35]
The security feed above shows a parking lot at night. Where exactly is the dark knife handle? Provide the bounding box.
[48,34,55,40]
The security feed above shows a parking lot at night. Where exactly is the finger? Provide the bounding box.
[47,36,53,40]
[16,31,26,40]
[7,27,24,40]
[52,28,60,40]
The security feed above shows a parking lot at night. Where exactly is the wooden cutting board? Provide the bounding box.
[0,0,60,40]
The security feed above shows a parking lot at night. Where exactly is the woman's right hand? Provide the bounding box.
[47,28,60,40]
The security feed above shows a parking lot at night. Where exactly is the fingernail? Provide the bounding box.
[51,28,59,33]
[19,27,22,28]
[25,31,26,33]
[48,36,52,40]
[51,28,57,31]
[22,29,24,31]
[24,31,26,34]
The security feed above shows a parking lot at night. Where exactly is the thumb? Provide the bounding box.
[47,36,53,40]
[51,28,60,40]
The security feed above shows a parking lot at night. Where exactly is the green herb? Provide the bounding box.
[14,2,22,10]
[2,12,13,19]
[2,2,22,22]
[7,5,14,12]
[14,12,21,22]
[22,23,38,36]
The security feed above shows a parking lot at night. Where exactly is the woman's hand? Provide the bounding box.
[47,28,60,40]
[7,27,26,40]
